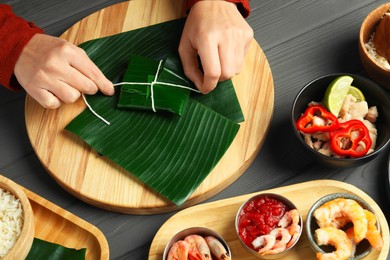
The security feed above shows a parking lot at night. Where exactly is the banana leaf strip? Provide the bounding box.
[117,55,191,116]
[66,19,244,205]
[26,238,86,260]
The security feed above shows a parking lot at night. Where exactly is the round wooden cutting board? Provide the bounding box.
[25,0,274,214]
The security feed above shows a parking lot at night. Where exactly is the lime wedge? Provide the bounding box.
[347,86,365,102]
[323,75,354,116]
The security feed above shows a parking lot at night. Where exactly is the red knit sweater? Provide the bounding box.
[0,4,43,90]
[0,0,250,91]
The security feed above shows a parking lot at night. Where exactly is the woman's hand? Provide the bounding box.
[179,0,253,93]
[14,34,114,109]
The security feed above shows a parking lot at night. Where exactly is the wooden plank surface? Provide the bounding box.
[24,0,274,213]
[149,180,390,260]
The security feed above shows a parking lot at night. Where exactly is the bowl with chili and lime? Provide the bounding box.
[235,193,303,259]
[291,73,390,168]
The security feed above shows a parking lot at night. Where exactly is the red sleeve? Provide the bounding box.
[186,0,251,18]
[0,4,44,90]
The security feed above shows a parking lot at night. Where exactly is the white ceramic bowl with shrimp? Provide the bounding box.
[235,193,303,259]
[162,227,231,260]
[306,193,382,259]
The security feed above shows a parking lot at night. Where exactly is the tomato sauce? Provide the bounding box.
[237,195,289,249]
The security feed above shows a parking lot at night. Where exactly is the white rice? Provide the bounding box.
[365,33,390,70]
[0,188,23,257]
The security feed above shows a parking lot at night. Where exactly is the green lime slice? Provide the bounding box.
[323,75,354,116]
[347,86,365,102]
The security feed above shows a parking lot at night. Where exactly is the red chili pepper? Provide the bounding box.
[330,120,372,158]
[296,105,339,134]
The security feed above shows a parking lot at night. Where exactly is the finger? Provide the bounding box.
[44,80,81,104]
[27,87,62,109]
[178,40,203,90]
[62,66,99,95]
[70,47,114,96]
[218,40,237,82]
[197,42,221,94]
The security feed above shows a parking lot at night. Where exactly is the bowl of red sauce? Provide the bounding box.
[235,193,302,259]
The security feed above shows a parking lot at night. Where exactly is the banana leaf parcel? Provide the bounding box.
[117,55,192,116]
[65,18,244,206]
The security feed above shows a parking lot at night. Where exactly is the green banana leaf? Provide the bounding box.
[26,238,86,260]
[65,18,244,206]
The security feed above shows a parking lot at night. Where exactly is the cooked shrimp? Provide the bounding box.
[204,236,230,260]
[260,231,288,256]
[251,235,276,254]
[345,227,357,257]
[364,210,383,250]
[286,223,301,248]
[184,235,210,260]
[278,209,300,228]
[167,240,189,260]
[315,227,353,260]
[313,198,367,243]
[269,228,291,250]
[261,245,287,256]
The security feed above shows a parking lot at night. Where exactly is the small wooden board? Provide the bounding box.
[22,187,109,260]
[25,0,274,213]
[148,180,389,259]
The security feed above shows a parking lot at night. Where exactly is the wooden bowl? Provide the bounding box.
[0,175,35,259]
[359,3,390,89]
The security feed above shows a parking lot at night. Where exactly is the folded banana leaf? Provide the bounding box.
[117,55,191,116]
[66,18,244,206]
[26,238,86,260]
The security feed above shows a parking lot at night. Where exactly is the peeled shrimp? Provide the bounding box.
[204,236,230,260]
[167,240,189,260]
[286,223,301,248]
[184,235,210,260]
[259,228,291,256]
[278,209,300,228]
[251,235,276,254]
[313,198,367,243]
[270,227,292,248]
[345,227,357,257]
[315,227,353,260]
[364,210,383,250]
[278,209,300,249]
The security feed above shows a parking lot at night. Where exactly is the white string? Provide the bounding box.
[83,60,200,125]
[82,94,111,125]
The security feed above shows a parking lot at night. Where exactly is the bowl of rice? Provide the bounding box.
[359,3,390,90]
[0,174,35,259]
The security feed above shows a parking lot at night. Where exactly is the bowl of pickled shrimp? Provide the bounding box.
[235,193,303,259]
[306,193,383,259]
[162,227,231,260]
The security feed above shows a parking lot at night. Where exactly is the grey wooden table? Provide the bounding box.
[1,0,390,259]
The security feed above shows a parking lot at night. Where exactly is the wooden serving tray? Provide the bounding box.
[24,0,274,213]
[22,187,109,260]
[148,180,389,259]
